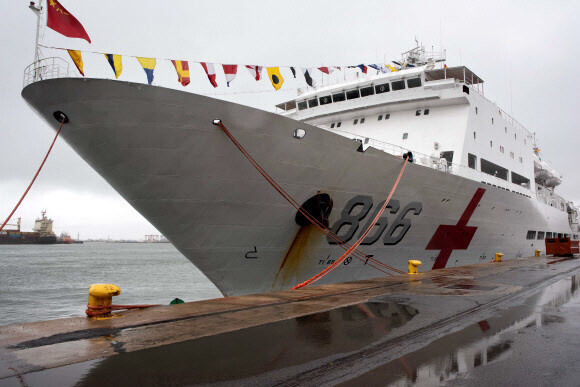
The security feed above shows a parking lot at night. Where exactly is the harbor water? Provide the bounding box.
[0,243,221,326]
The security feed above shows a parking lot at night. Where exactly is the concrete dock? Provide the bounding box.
[1,255,580,386]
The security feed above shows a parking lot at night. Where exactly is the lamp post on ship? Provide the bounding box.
[28,1,42,81]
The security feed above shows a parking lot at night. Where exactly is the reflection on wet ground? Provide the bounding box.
[70,300,418,386]
[340,274,580,386]
[4,263,580,386]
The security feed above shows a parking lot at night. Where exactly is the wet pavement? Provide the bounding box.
[1,255,580,386]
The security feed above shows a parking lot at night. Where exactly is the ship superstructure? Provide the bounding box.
[21,45,579,296]
[278,46,567,210]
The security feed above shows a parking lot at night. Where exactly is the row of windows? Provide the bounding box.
[297,77,423,111]
[526,231,578,240]
[471,155,531,187]
[329,109,430,129]
[473,133,524,163]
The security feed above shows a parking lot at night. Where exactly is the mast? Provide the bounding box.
[28,1,42,66]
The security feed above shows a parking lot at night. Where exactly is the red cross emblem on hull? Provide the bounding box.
[426,188,486,269]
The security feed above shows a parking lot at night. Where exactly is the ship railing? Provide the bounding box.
[332,128,535,196]
[335,130,456,173]
[463,82,534,140]
[23,57,75,88]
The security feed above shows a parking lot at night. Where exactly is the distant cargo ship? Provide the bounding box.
[0,210,57,244]
[0,210,82,245]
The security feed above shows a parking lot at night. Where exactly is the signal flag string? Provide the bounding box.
[0,115,66,232]
[213,120,407,279]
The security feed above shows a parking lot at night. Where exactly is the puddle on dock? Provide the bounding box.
[5,274,580,386]
[340,274,580,386]
[9,299,418,386]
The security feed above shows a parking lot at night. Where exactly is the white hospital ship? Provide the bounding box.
[22,45,579,296]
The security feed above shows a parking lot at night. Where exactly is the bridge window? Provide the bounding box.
[385,113,390,119]
[378,115,383,121]
[319,95,332,105]
[526,230,536,240]
[468,153,477,169]
[546,232,553,238]
[360,118,365,124]
[463,85,470,94]
[416,110,421,116]
[298,101,307,110]
[481,158,508,180]
[392,80,406,91]
[330,123,335,128]
[424,109,430,115]
[537,231,545,240]
[407,78,422,88]
[308,98,318,108]
[337,122,342,127]
[511,171,530,189]
[353,119,358,125]
[360,86,374,97]
[332,92,346,102]
[375,83,390,94]
[403,132,408,139]
[346,89,360,100]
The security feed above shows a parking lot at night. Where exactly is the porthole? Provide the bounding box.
[293,128,306,139]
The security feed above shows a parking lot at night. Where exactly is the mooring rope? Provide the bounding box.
[292,157,408,289]
[85,304,161,317]
[214,120,407,280]
[0,116,66,232]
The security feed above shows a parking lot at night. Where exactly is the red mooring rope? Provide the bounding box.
[85,304,161,317]
[0,117,66,232]
[293,157,408,289]
[214,120,408,287]
[214,120,405,275]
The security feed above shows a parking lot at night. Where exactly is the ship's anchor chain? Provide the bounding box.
[0,112,68,232]
[212,119,409,288]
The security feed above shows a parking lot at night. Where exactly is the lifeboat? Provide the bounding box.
[533,153,561,187]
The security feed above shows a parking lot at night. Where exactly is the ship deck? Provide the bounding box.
[2,254,580,385]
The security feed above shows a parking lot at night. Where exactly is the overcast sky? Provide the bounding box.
[0,0,578,240]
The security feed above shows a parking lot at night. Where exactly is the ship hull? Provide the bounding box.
[22,79,574,296]
[0,235,57,244]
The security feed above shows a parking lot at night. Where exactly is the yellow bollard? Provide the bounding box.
[494,253,503,262]
[408,260,422,274]
[86,284,121,317]
[535,249,541,257]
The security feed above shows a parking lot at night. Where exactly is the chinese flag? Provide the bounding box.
[46,0,91,43]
